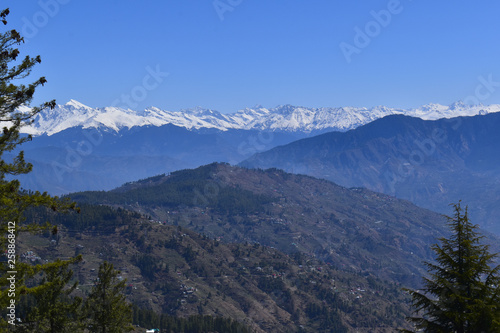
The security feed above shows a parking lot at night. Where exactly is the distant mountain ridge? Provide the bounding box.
[240,113,500,235]
[20,99,500,136]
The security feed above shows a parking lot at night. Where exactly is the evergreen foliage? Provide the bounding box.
[70,164,272,214]
[0,7,76,328]
[84,261,133,333]
[15,257,83,332]
[131,305,251,333]
[24,204,141,232]
[404,202,500,332]
[133,254,158,280]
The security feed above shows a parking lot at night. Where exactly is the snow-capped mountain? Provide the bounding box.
[20,99,500,136]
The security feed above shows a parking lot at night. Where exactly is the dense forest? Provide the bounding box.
[70,164,273,215]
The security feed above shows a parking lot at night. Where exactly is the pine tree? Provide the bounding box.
[404,202,500,332]
[0,7,75,223]
[84,262,133,333]
[0,7,77,329]
[19,257,83,333]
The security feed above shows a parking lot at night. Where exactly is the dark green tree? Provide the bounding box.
[0,7,76,329]
[404,202,500,332]
[18,257,83,333]
[84,262,133,333]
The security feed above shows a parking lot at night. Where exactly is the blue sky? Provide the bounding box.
[5,1,500,113]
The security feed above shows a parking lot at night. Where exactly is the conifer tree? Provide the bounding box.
[18,257,83,333]
[404,202,500,332]
[0,7,76,328]
[84,262,133,333]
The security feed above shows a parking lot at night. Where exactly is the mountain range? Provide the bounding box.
[241,113,500,235]
[20,100,500,135]
[13,100,500,236]
[14,99,500,330]
[15,100,500,197]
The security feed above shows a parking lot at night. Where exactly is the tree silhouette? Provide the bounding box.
[404,202,500,332]
[0,7,77,328]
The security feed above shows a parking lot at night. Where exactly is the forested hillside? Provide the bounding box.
[69,163,463,288]
[20,204,412,332]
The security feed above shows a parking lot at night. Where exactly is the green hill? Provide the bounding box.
[70,163,454,287]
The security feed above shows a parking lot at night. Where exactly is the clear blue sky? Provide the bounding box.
[5,1,500,113]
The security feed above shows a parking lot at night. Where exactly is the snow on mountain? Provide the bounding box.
[19,100,500,136]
